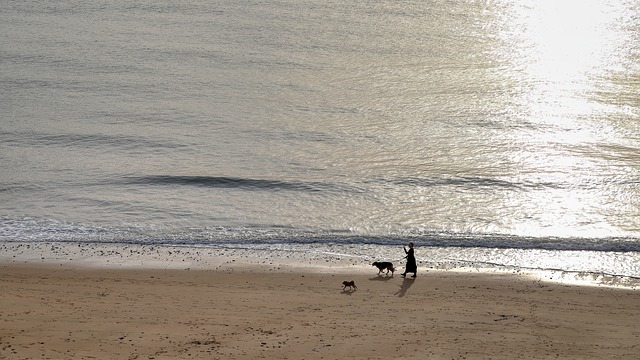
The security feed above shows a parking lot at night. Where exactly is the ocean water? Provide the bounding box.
[2,0,639,284]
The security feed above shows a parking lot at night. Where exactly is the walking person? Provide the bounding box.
[400,242,417,278]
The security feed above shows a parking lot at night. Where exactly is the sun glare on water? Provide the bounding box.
[492,0,635,238]
[506,0,626,118]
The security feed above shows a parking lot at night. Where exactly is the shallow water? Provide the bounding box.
[1,0,639,283]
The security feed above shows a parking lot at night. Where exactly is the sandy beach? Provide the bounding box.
[1,262,639,360]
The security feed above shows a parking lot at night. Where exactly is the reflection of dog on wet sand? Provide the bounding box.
[372,261,395,275]
[342,280,357,291]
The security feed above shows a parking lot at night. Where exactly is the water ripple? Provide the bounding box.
[0,131,184,151]
[120,175,354,193]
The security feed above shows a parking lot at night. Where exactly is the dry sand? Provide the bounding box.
[1,264,639,359]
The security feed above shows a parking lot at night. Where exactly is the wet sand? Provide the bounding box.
[1,262,639,359]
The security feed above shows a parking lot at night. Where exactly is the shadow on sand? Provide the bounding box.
[340,288,356,295]
[369,274,394,282]
[395,277,415,297]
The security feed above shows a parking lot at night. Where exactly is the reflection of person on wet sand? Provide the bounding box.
[400,242,417,278]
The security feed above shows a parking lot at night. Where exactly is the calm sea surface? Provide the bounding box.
[2,0,639,281]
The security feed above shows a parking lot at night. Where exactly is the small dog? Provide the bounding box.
[372,261,395,275]
[342,280,357,291]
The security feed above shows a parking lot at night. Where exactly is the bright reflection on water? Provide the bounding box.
[481,0,640,238]
[0,0,638,243]
[1,0,640,285]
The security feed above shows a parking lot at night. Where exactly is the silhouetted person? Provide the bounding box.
[400,242,416,278]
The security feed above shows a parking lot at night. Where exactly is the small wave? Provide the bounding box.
[384,176,561,191]
[120,175,354,193]
[1,217,639,253]
[380,174,638,192]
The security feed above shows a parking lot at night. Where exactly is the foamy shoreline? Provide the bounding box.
[2,241,639,289]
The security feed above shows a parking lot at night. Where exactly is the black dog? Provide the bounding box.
[342,280,357,291]
[372,261,395,275]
